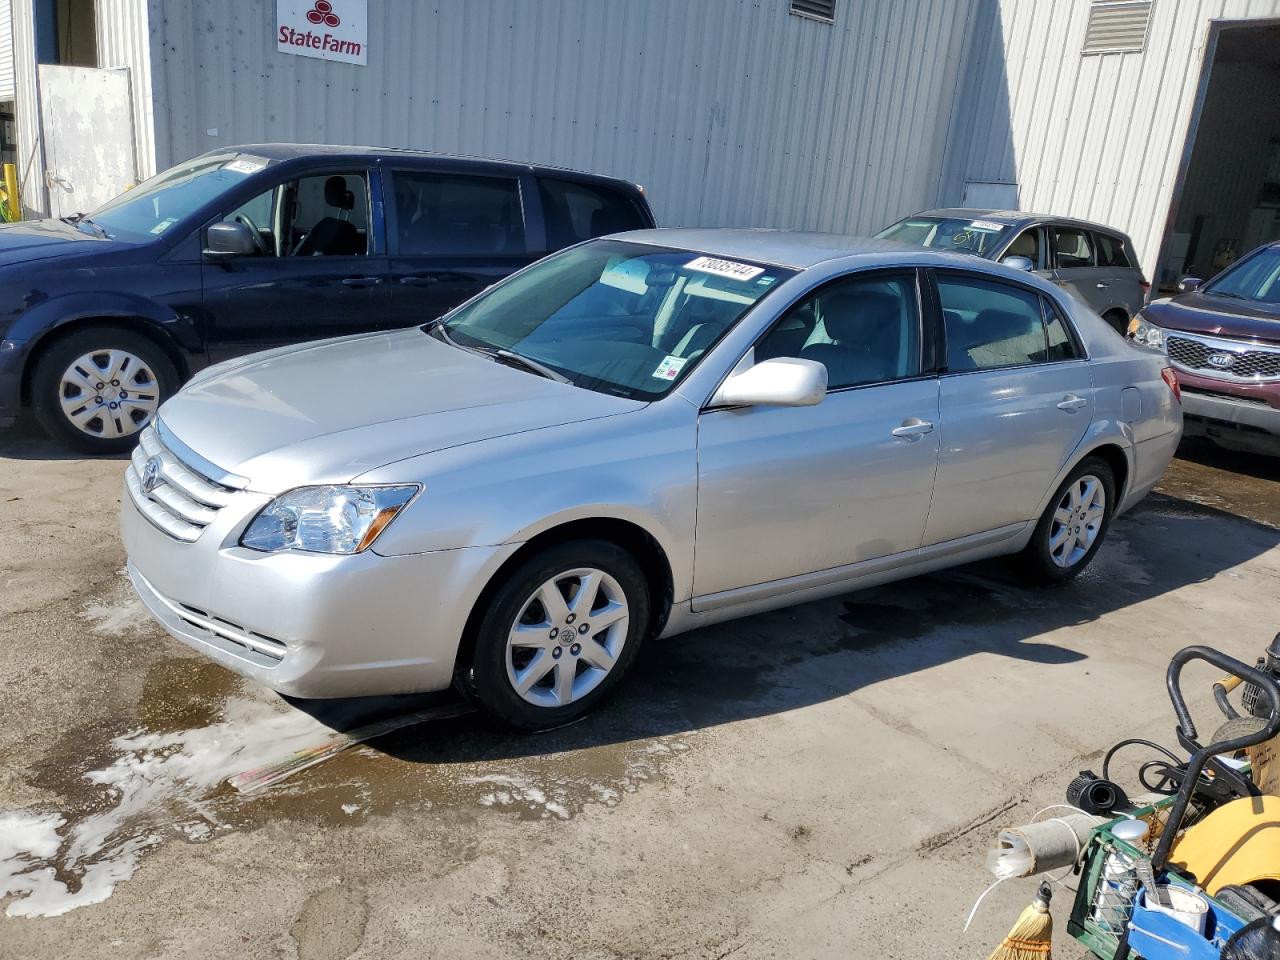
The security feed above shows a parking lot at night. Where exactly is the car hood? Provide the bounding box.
[1146,292,1280,345]
[0,217,124,265]
[158,328,645,491]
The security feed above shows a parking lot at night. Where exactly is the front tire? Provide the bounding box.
[459,539,650,730]
[1019,457,1116,584]
[30,326,178,454]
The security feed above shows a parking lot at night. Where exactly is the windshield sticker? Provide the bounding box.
[968,219,1005,231]
[684,256,765,283]
[149,218,178,235]
[652,355,689,381]
[756,275,777,287]
[223,156,267,176]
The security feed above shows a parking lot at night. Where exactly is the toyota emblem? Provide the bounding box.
[1206,352,1237,369]
[141,456,163,494]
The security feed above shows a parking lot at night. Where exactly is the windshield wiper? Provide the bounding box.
[491,349,572,384]
[74,216,108,239]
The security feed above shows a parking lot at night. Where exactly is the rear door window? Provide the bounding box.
[1054,227,1095,269]
[937,274,1050,371]
[391,171,526,256]
[537,177,648,250]
[1093,233,1133,270]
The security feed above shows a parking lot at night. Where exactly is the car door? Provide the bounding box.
[1050,224,1111,314]
[923,270,1093,546]
[693,270,941,601]
[382,166,538,325]
[1093,231,1147,319]
[200,166,390,362]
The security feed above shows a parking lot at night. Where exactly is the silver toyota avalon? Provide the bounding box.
[121,230,1183,728]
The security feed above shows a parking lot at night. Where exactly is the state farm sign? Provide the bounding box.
[277,0,367,66]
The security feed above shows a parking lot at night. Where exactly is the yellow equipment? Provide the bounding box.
[1170,794,1280,896]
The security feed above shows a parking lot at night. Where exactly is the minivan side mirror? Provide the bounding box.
[204,220,258,258]
[710,357,827,408]
[1002,255,1034,272]
[1178,276,1202,293]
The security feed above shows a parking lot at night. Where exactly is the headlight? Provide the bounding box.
[240,484,420,554]
[1126,313,1165,350]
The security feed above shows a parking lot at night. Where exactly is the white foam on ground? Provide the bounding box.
[0,694,337,918]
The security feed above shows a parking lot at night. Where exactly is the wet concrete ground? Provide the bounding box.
[1,424,1277,958]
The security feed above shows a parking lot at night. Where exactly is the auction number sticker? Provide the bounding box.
[224,156,268,175]
[968,219,1005,231]
[652,355,689,381]
[684,256,765,283]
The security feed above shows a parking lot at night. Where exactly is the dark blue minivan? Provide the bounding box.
[0,144,655,452]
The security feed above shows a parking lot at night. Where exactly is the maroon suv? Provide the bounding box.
[1129,241,1280,456]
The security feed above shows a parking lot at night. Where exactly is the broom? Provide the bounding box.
[987,881,1053,960]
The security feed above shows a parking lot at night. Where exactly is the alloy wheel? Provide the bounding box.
[1048,474,1106,568]
[505,567,630,708]
[58,349,160,440]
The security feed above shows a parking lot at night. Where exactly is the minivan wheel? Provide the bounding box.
[459,539,650,730]
[1019,456,1116,584]
[30,326,178,454]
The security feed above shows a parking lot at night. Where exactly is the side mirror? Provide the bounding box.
[710,357,827,408]
[1002,255,1034,272]
[204,220,257,258]
[1178,276,1202,293]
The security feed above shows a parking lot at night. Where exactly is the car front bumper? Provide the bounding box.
[121,486,519,699]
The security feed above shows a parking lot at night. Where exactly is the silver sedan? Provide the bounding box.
[121,230,1183,728]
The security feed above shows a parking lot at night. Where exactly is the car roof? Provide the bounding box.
[913,208,1131,238]
[614,227,1013,271]
[209,143,644,190]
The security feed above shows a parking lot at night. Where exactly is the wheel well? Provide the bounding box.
[1085,443,1130,501]
[20,318,190,406]
[452,518,676,678]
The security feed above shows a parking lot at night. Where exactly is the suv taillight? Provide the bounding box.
[1161,366,1181,403]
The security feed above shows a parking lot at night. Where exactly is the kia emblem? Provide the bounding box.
[141,456,164,494]
[1206,352,1237,369]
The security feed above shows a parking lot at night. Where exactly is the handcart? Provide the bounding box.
[1066,645,1280,960]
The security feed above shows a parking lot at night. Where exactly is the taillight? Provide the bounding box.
[1140,280,1151,301]
[1161,366,1181,403]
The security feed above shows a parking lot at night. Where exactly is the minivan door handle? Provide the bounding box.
[398,275,438,286]
[1057,394,1089,412]
[1095,282,1109,289]
[342,276,384,287]
[891,418,935,441]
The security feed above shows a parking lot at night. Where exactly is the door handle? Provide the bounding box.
[398,276,438,286]
[1095,282,1109,289]
[1057,394,1089,412]
[891,418,935,440]
[342,276,384,287]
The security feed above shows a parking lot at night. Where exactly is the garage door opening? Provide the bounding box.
[1158,21,1280,292]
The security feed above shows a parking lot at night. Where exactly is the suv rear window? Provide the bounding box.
[391,171,526,256]
[538,178,647,250]
[1093,232,1133,269]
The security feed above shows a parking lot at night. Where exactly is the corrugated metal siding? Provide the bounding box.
[147,0,984,236]
[96,0,155,179]
[949,0,1280,279]
[0,0,15,101]
[11,0,44,214]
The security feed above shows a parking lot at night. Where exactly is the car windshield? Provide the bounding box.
[436,240,793,401]
[876,216,1012,258]
[1204,246,1280,304]
[83,152,275,243]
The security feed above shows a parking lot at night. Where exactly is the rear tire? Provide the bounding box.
[30,326,178,454]
[1018,456,1116,584]
[457,539,650,730]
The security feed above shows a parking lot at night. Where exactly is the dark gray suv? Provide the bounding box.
[878,209,1148,333]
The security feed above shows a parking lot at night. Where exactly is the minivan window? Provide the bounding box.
[88,152,274,243]
[938,274,1051,371]
[538,178,647,249]
[1204,246,1280,304]
[755,274,920,389]
[392,171,525,256]
[438,239,793,401]
[876,216,1011,257]
[1054,227,1095,268]
[218,171,369,257]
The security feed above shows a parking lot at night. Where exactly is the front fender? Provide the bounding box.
[10,290,202,357]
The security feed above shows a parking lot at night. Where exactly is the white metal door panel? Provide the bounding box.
[38,65,136,219]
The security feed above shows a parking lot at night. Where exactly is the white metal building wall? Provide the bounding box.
[10,0,42,214]
[0,0,15,101]
[96,0,154,180]
[145,0,986,236]
[948,0,1280,280]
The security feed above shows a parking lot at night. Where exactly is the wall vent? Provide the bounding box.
[1083,1,1153,55]
[790,0,835,24]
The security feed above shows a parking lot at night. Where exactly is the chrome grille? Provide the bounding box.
[1166,332,1280,383]
[125,424,237,541]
